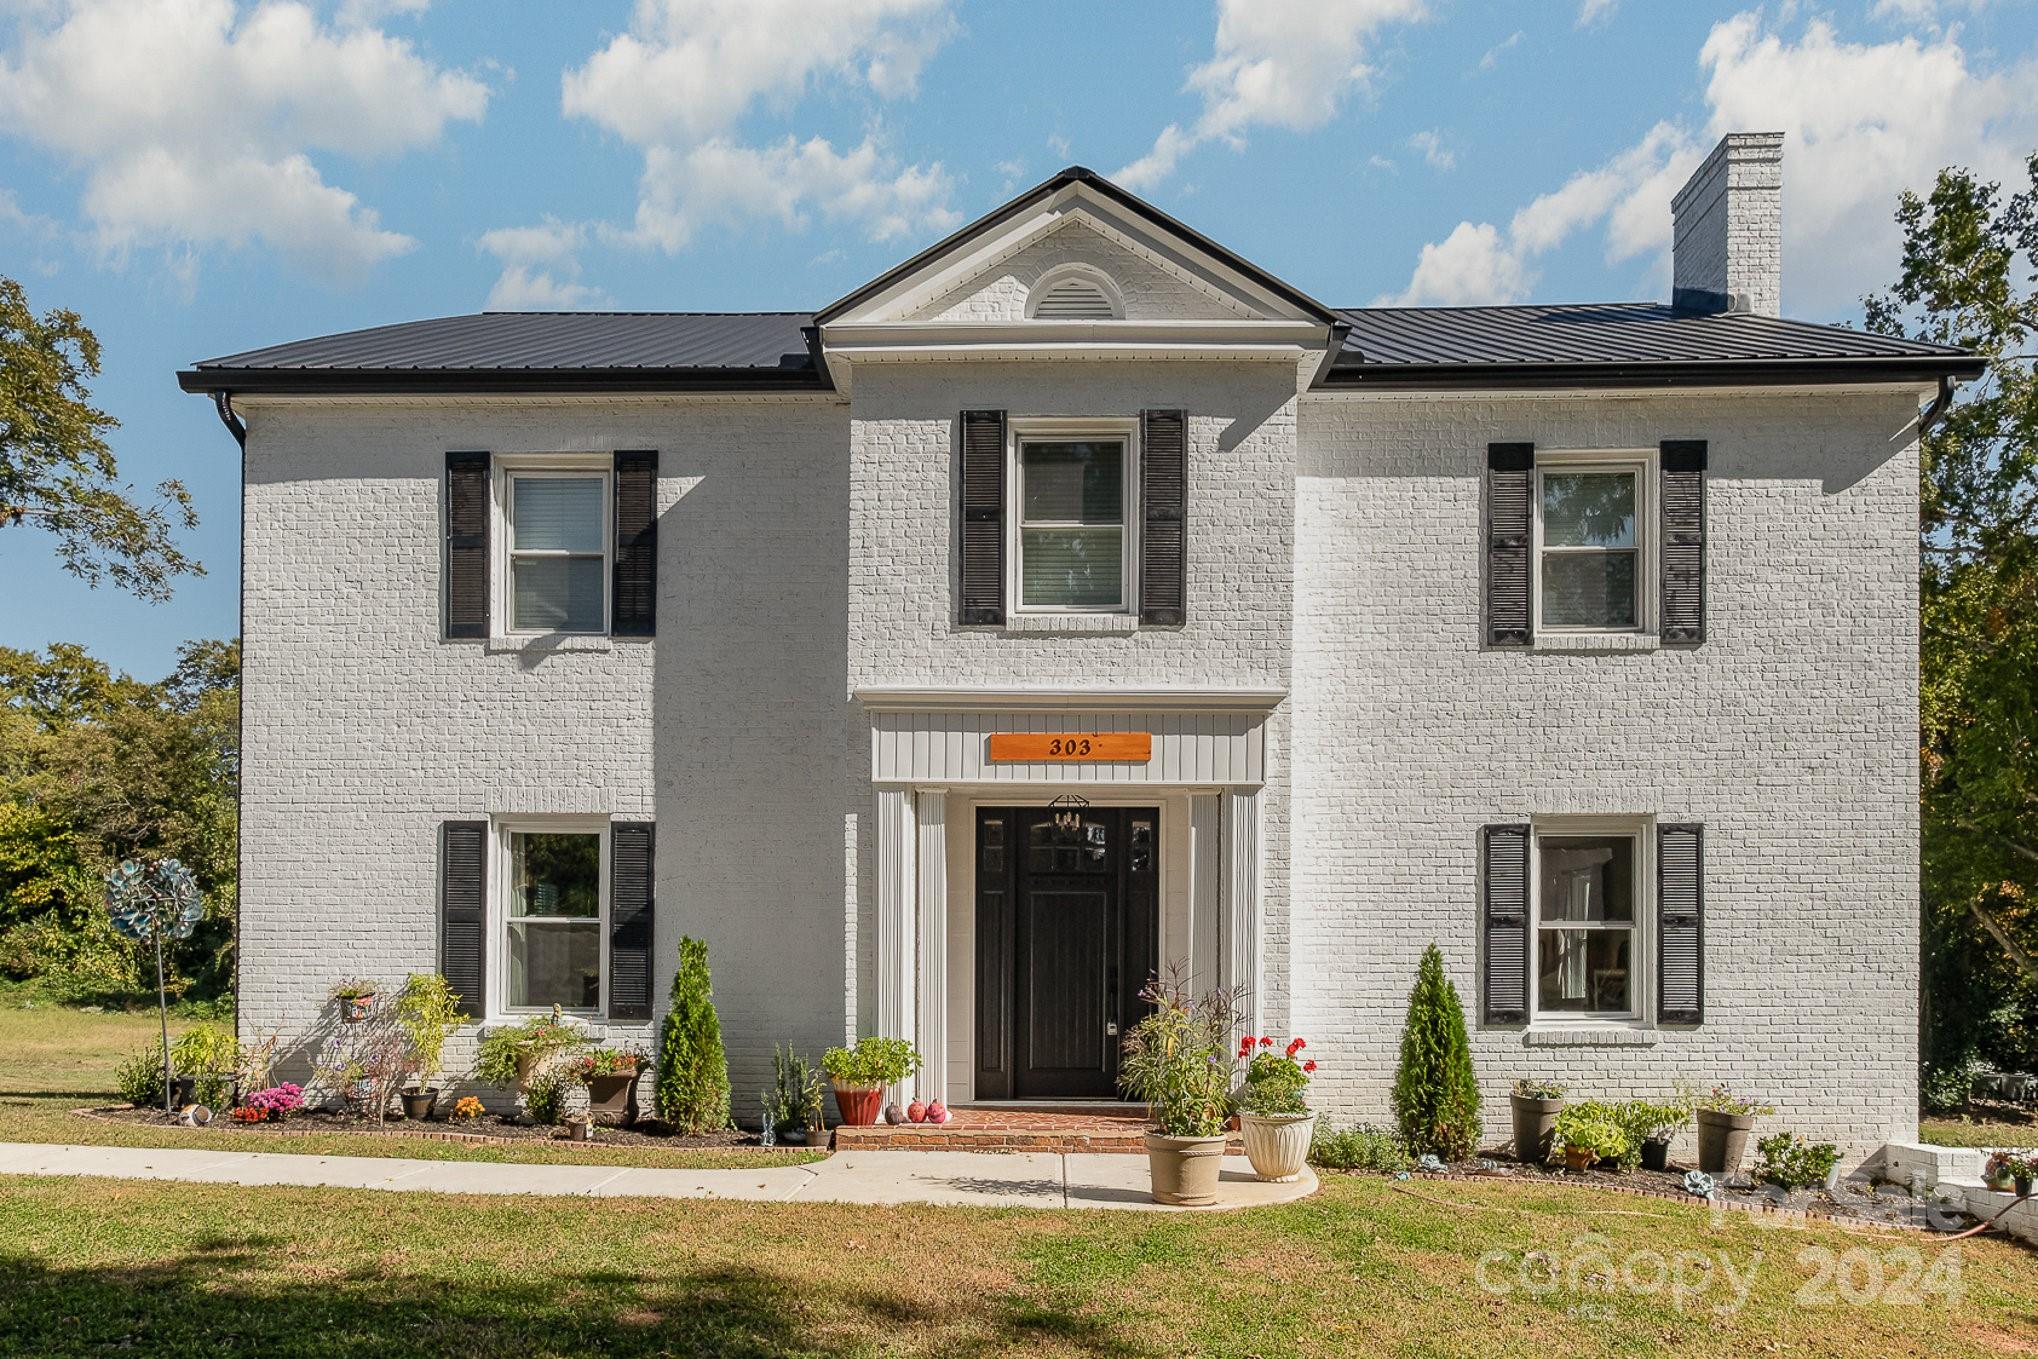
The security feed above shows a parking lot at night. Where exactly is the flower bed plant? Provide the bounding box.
[1753,1132,1840,1191]
[1233,1035,1315,1116]
[1550,1105,1630,1169]
[572,1047,644,1082]
[1310,1124,1410,1173]
[1512,1078,1566,1100]
[242,1084,304,1121]
[473,1011,588,1086]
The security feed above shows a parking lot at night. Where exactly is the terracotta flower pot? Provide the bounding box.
[1510,1094,1563,1165]
[1145,1131,1228,1206]
[1562,1144,1596,1171]
[832,1083,884,1127]
[1239,1112,1316,1183]
[1695,1109,1755,1175]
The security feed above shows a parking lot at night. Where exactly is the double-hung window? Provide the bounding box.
[1013,424,1135,612]
[503,463,609,634]
[1533,827,1644,1021]
[503,825,606,1013]
[1534,454,1650,633]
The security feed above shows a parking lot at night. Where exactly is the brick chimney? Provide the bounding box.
[1670,132,1783,316]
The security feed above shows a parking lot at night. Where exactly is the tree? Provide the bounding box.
[1866,154,2038,1088]
[655,935,730,1134]
[1390,943,1481,1159]
[0,276,200,600]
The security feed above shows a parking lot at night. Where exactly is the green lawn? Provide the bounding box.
[0,993,819,1170]
[1921,1109,2038,1149]
[1,996,2033,1356]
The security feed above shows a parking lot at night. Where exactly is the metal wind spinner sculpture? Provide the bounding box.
[105,859,206,1114]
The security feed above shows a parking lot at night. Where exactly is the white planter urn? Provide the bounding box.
[1239,1111,1316,1182]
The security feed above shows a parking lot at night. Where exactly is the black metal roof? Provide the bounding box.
[179,311,827,394]
[1325,303,1980,388]
[179,301,1981,396]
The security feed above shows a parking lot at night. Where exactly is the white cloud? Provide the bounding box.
[1408,129,1454,171]
[337,0,430,25]
[1115,0,1426,188]
[1576,0,1619,28]
[1478,30,1523,71]
[623,136,958,253]
[1379,12,2038,314]
[1869,0,1992,23]
[0,0,486,277]
[556,0,959,258]
[478,218,610,309]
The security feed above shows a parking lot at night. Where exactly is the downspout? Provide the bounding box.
[1920,375,1956,434]
[213,389,247,449]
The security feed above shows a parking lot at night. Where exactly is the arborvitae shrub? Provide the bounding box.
[1390,942,1482,1159]
[655,935,730,1134]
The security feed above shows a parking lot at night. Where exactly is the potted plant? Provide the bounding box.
[2001,1153,2035,1198]
[171,1022,240,1110]
[1509,1078,1566,1165]
[765,1043,824,1144]
[474,1009,589,1086]
[1550,1106,1629,1171]
[1619,1098,1690,1172]
[1753,1131,1842,1193]
[1119,976,1240,1206]
[820,1037,922,1127]
[1694,1085,1773,1175]
[394,972,463,1121]
[573,1046,645,1125]
[330,978,378,1023]
[1233,1034,1317,1182]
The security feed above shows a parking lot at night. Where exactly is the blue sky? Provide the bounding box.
[3,0,2035,678]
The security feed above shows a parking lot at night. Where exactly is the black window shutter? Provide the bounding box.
[1660,440,1707,644]
[612,450,658,637]
[440,821,487,1019]
[1657,823,1705,1024]
[444,452,491,639]
[1485,443,1534,647]
[1482,824,1530,1023]
[1140,408,1187,625]
[959,410,1006,624]
[609,821,655,1021]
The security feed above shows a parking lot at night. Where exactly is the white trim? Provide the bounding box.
[1531,448,1656,638]
[1008,416,1140,616]
[1188,793,1223,996]
[853,686,1286,712]
[1527,814,1654,1029]
[492,453,612,639]
[489,814,611,1023]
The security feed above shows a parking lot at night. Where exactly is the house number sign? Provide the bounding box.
[987,732,1153,762]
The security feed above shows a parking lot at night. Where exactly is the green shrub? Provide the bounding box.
[473,1012,585,1086]
[1117,975,1238,1138]
[524,1070,568,1125]
[655,936,730,1134]
[819,1037,923,1090]
[765,1044,823,1136]
[1310,1124,1411,1173]
[1390,943,1481,1160]
[1754,1132,1840,1191]
[1920,1059,1977,1115]
[0,914,141,997]
[114,1045,165,1107]
[394,973,463,1088]
[171,1021,239,1107]
[1552,1104,1632,1167]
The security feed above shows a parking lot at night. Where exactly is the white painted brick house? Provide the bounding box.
[182,134,1979,1153]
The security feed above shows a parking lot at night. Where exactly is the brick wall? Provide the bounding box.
[1291,387,1921,1155]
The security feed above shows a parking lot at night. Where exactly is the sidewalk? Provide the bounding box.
[0,1141,1315,1213]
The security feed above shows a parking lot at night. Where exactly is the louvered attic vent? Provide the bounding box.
[1030,274,1120,319]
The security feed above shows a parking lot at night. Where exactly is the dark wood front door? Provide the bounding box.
[974,806,1158,1100]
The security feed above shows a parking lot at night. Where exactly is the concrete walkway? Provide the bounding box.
[0,1141,1315,1213]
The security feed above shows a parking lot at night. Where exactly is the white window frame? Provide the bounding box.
[1529,816,1652,1027]
[1006,416,1141,616]
[494,454,612,638]
[1531,449,1655,636]
[490,815,610,1021]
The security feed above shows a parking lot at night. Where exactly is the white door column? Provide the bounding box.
[874,786,917,1100]
[914,789,948,1105]
[1220,787,1263,1036]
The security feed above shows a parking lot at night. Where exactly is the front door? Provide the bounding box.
[974,806,1158,1100]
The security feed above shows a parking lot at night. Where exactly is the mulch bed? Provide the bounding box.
[1388,1150,1979,1233]
[80,1104,803,1152]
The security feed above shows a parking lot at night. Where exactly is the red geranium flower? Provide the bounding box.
[1286,1038,1304,1057]
[1303,1060,1317,1073]
[1259,1036,1273,1048]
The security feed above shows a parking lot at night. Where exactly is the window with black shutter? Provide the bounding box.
[958,410,1006,624]
[609,822,655,1021]
[444,452,491,640]
[440,821,487,1018]
[1482,824,1530,1023]
[1485,444,1533,646]
[1139,408,1186,625]
[1657,823,1705,1024]
[1659,441,1707,644]
[612,450,657,637]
